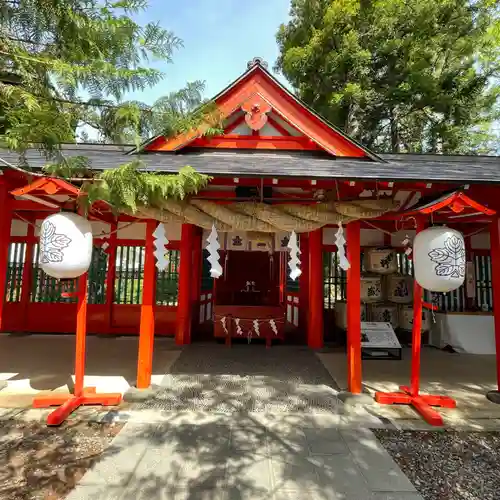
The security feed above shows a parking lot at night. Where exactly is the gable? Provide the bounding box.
[143,60,379,159]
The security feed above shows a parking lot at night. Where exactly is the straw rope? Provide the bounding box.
[128,198,396,233]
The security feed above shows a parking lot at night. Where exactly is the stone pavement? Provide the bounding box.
[66,412,422,500]
[64,345,423,499]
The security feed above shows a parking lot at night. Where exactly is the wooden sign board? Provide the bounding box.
[361,322,402,360]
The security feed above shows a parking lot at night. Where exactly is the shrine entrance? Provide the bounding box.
[209,249,288,346]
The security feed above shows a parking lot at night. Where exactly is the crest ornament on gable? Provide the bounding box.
[241,97,272,131]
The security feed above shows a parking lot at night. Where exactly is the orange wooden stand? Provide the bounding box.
[32,273,122,426]
[375,219,456,426]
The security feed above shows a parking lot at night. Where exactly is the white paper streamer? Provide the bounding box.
[253,319,260,336]
[153,223,170,271]
[287,230,302,281]
[269,319,278,335]
[335,222,350,271]
[220,316,228,335]
[235,317,243,335]
[206,224,223,278]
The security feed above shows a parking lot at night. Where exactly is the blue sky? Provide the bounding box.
[126,0,292,104]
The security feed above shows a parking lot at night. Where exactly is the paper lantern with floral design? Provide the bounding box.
[413,226,465,292]
[39,212,93,279]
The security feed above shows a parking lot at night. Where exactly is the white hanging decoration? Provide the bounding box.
[253,319,260,336]
[235,317,243,335]
[39,212,93,279]
[101,235,110,253]
[153,223,170,271]
[335,222,350,271]
[269,319,278,335]
[220,316,228,335]
[413,226,465,293]
[287,230,302,281]
[206,224,223,279]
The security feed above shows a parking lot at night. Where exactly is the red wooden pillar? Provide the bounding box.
[0,181,12,332]
[20,218,35,331]
[105,221,118,333]
[307,228,323,349]
[299,233,309,332]
[176,223,195,345]
[190,227,202,333]
[346,221,362,394]
[488,217,500,402]
[136,220,157,389]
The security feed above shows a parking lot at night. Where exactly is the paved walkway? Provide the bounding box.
[66,345,423,500]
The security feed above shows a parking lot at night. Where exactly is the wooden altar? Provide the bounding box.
[213,250,286,346]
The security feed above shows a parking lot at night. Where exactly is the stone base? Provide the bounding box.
[338,391,374,406]
[123,384,161,402]
[486,390,500,405]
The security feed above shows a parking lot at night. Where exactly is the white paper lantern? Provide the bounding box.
[39,212,93,279]
[335,301,367,330]
[370,304,399,329]
[413,226,465,292]
[360,275,383,303]
[386,275,413,304]
[364,248,398,274]
[400,306,431,332]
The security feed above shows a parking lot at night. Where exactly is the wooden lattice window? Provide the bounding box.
[5,242,26,302]
[156,250,180,306]
[474,254,492,312]
[114,244,180,305]
[323,250,346,309]
[200,249,213,292]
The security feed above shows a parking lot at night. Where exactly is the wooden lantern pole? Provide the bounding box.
[375,216,456,426]
[33,212,122,426]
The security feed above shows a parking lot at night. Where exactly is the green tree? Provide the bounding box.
[0,0,220,211]
[276,0,500,154]
[0,0,220,150]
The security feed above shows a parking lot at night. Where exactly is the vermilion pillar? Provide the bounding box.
[308,228,323,349]
[105,221,118,333]
[20,218,35,331]
[0,181,12,332]
[346,221,362,393]
[136,219,157,389]
[299,233,309,332]
[488,217,500,403]
[176,223,195,345]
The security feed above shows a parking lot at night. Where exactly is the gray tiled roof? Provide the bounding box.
[1,145,499,183]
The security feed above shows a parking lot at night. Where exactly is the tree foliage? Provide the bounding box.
[276,0,500,154]
[1,0,221,211]
[0,0,222,150]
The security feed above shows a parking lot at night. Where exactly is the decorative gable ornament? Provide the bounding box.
[413,226,465,292]
[241,98,272,131]
[39,212,93,279]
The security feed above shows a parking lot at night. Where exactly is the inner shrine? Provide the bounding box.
[1,57,500,426]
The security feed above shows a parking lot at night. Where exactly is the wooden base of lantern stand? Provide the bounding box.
[33,276,122,426]
[375,300,456,427]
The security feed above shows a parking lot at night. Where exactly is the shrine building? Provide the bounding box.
[1,57,500,422]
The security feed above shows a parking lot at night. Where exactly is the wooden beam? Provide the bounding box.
[0,183,12,332]
[136,219,157,389]
[346,221,362,393]
[307,228,323,348]
[176,223,195,345]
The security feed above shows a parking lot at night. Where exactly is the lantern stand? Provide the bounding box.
[375,218,456,426]
[32,271,122,426]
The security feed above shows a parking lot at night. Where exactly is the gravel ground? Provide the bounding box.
[373,429,500,500]
[0,419,123,500]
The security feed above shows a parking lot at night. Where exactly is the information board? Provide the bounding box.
[361,322,401,349]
